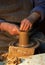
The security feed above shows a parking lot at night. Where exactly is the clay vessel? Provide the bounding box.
[18,31,29,47]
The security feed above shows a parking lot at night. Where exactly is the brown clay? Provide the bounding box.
[8,31,39,58]
[18,31,29,47]
[8,46,34,58]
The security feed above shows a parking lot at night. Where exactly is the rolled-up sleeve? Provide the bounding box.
[27,0,45,23]
[31,0,45,21]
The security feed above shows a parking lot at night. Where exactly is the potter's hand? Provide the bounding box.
[20,19,32,31]
[1,22,20,35]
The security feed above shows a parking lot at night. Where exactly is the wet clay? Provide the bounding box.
[8,31,39,58]
[18,31,29,47]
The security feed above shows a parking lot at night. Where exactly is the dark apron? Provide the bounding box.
[0,0,33,54]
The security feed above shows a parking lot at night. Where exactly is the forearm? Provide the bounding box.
[27,0,45,25]
[27,12,40,24]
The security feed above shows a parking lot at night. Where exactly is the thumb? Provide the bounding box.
[12,27,20,35]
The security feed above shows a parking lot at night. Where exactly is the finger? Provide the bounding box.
[22,22,28,31]
[9,25,20,35]
[20,21,25,30]
[23,21,30,30]
[25,24,30,31]
[12,27,20,34]
[15,26,20,34]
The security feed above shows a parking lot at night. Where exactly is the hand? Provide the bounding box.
[1,22,20,35]
[20,19,32,31]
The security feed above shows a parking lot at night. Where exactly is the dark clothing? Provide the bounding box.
[0,0,45,54]
[0,0,45,23]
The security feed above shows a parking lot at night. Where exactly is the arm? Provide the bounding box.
[27,0,45,24]
[20,0,45,31]
[0,20,19,35]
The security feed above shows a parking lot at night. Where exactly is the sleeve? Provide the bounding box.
[0,20,5,22]
[27,0,45,24]
[0,19,5,30]
[0,19,5,23]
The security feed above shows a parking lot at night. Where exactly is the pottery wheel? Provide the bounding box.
[9,39,39,48]
[8,31,40,58]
